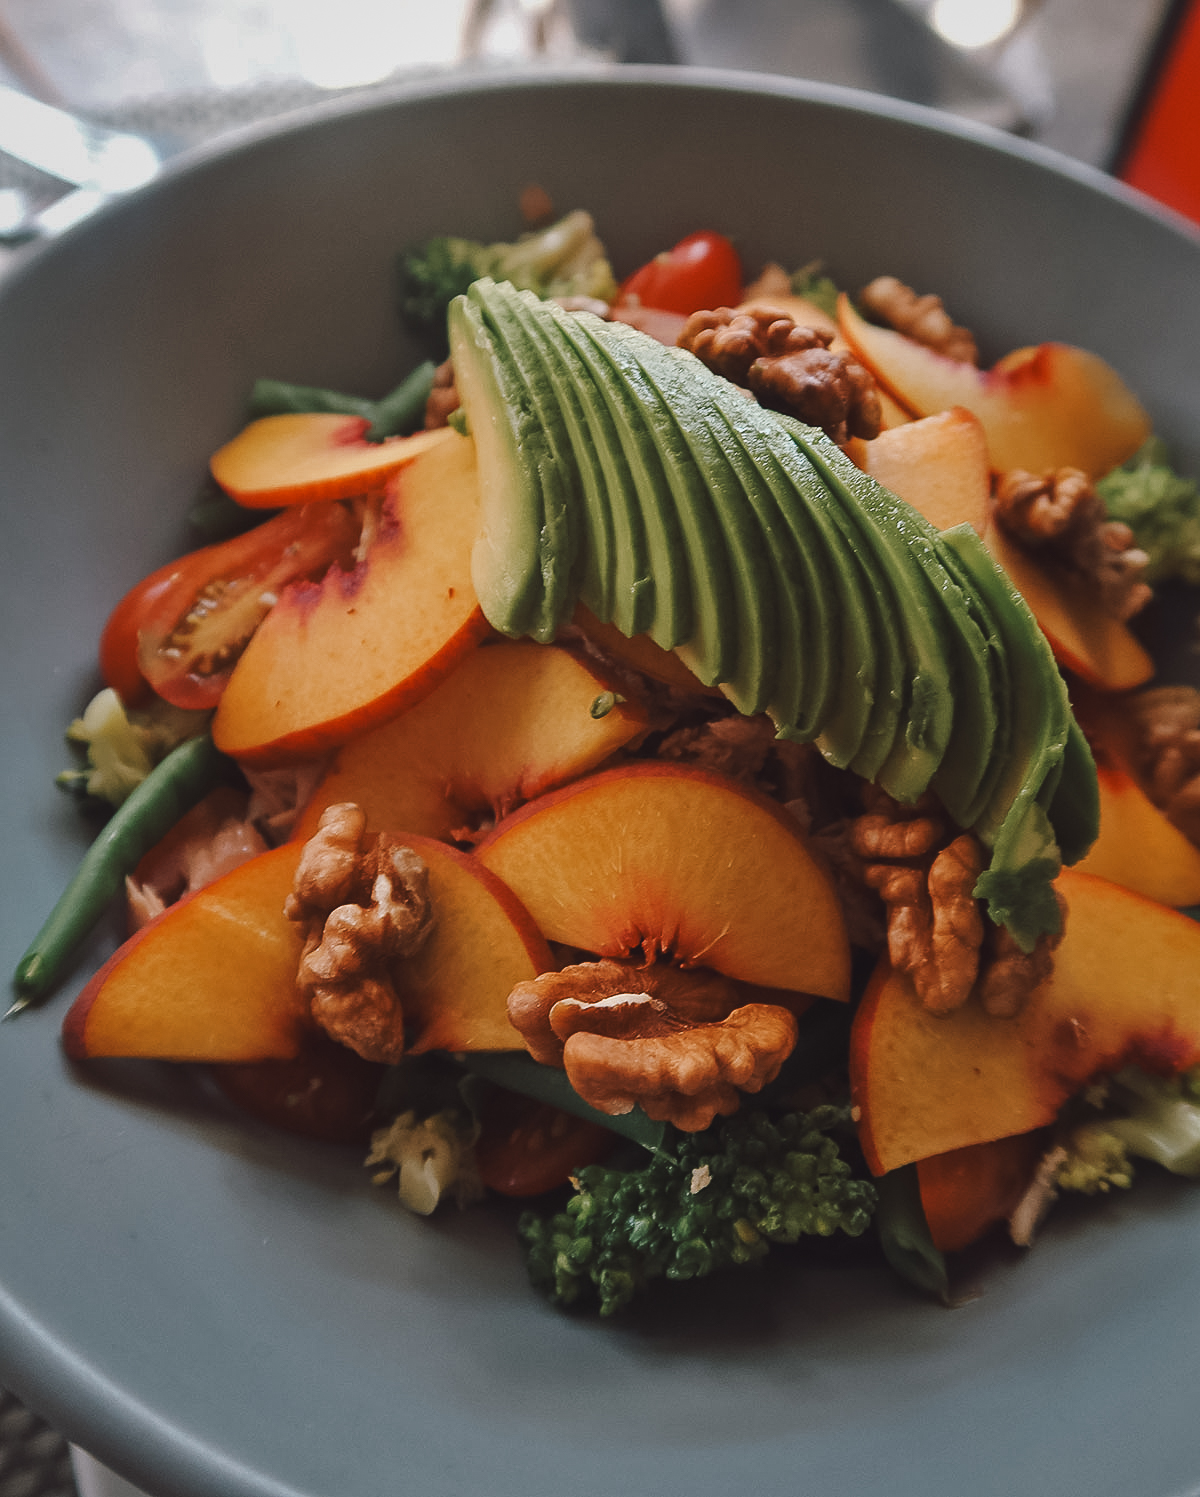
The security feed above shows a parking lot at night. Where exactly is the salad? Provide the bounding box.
[15,207,1200,1318]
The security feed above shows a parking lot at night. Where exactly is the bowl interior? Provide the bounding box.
[3,69,1200,1497]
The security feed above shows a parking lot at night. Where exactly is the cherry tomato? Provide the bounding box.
[614,229,743,316]
[100,500,359,711]
[474,1091,618,1197]
[210,1031,386,1145]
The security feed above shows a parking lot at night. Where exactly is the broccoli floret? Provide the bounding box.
[518,1105,876,1315]
[790,260,840,320]
[1055,1067,1200,1197]
[399,209,618,349]
[1096,438,1200,585]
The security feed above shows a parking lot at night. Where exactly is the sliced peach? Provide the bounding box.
[837,293,1151,478]
[293,640,649,844]
[984,525,1153,691]
[475,762,850,1001]
[213,430,492,766]
[63,843,308,1062]
[850,867,1200,1175]
[570,604,722,695]
[916,1132,1045,1253]
[858,407,990,533]
[210,414,450,508]
[1070,686,1200,905]
[398,835,552,1054]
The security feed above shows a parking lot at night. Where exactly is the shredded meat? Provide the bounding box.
[678,306,882,443]
[857,275,978,364]
[285,803,434,1063]
[506,958,798,1131]
[993,467,1152,622]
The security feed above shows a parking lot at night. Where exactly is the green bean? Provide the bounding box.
[873,1164,950,1302]
[9,734,231,1015]
[365,361,437,440]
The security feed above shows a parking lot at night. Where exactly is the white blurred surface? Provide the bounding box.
[70,1448,147,1497]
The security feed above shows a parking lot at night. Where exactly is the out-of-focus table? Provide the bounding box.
[0,1,1176,1492]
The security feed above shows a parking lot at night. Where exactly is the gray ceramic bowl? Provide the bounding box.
[3,67,1200,1497]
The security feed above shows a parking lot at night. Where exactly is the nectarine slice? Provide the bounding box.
[838,293,1151,478]
[293,640,649,843]
[850,868,1200,1175]
[475,762,850,1001]
[210,414,449,508]
[63,843,308,1062]
[916,1132,1045,1253]
[397,835,552,1054]
[213,430,492,765]
[858,407,990,534]
[571,603,721,695]
[985,525,1153,691]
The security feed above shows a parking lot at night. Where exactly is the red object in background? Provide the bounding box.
[1114,0,1200,225]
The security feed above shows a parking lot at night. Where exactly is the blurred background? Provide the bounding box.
[0,0,1191,1493]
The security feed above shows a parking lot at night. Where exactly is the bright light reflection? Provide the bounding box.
[0,188,27,235]
[929,0,1022,49]
[291,0,471,89]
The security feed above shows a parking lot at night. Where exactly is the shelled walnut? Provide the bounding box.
[507,957,799,1131]
[678,306,881,443]
[857,275,978,364]
[285,803,434,1063]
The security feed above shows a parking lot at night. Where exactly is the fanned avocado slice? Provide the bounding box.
[1044,714,1100,867]
[467,281,582,641]
[939,523,1073,947]
[587,322,778,712]
[499,286,617,623]
[757,424,884,769]
[447,291,554,639]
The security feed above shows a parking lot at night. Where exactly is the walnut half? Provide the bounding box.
[285,803,434,1064]
[507,958,799,1132]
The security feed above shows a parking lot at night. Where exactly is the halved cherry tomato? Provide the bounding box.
[614,229,743,316]
[474,1091,618,1197]
[100,500,359,711]
[211,1031,386,1145]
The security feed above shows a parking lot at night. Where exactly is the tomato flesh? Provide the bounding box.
[474,1092,618,1197]
[615,229,743,316]
[101,501,359,711]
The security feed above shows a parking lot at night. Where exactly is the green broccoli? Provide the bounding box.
[399,209,618,350]
[57,689,211,806]
[1055,1066,1200,1196]
[1096,438,1200,585]
[518,1105,876,1315]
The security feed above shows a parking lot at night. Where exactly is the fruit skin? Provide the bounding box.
[837,292,1151,479]
[475,761,851,1003]
[211,1032,386,1144]
[210,414,449,508]
[293,639,649,844]
[850,867,1200,1176]
[62,843,309,1062]
[213,429,491,765]
[614,230,742,316]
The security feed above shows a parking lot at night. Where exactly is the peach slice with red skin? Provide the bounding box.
[293,640,649,844]
[850,868,1200,1176]
[857,406,991,535]
[1070,684,1200,906]
[213,429,492,766]
[837,292,1151,478]
[210,414,449,508]
[63,844,310,1062]
[475,762,851,1003]
[63,829,551,1062]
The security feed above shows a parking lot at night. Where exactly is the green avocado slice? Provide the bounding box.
[496,286,617,623]
[467,281,583,641]
[447,291,553,639]
[938,523,1075,948]
[587,323,778,711]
